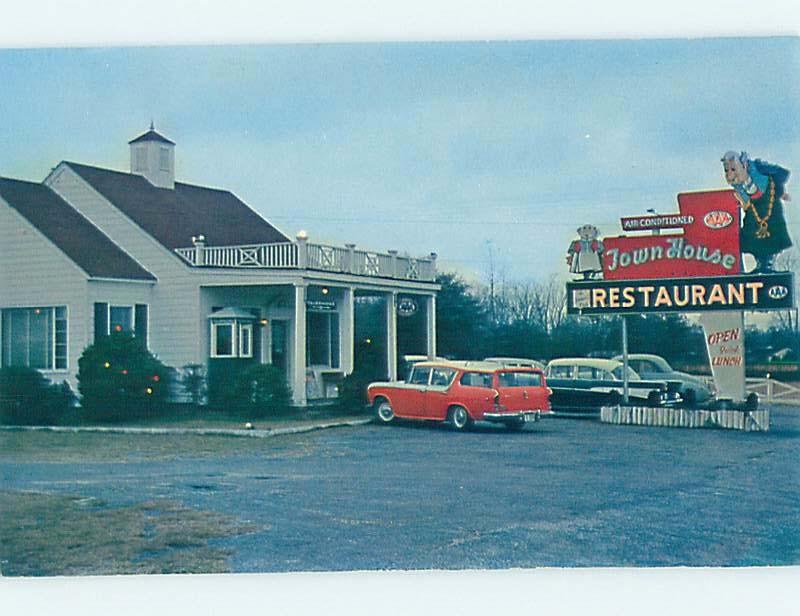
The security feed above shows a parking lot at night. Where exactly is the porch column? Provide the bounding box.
[386,291,398,381]
[292,283,308,406]
[341,286,355,374]
[426,294,437,359]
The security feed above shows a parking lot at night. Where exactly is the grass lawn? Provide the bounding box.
[0,490,256,576]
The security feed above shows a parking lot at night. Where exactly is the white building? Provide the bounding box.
[0,127,439,406]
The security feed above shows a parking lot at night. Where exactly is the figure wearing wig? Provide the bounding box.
[721,151,792,273]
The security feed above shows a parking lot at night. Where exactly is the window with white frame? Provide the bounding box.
[306,310,340,368]
[210,321,254,359]
[94,303,148,347]
[1,306,68,370]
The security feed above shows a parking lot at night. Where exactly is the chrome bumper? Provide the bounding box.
[483,411,541,423]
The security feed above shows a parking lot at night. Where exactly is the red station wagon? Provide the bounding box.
[367,361,552,431]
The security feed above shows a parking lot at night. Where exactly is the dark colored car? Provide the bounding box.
[545,358,681,412]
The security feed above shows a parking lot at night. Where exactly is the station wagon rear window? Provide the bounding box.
[498,371,543,387]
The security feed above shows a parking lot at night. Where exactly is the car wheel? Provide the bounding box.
[745,392,759,412]
[374,398,395,424]
[647,390,662,406]
[449,405,472,431]
[683,389,697,406]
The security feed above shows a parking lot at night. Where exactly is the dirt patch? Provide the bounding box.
[0,490,258,576]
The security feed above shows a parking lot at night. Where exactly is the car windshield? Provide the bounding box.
[408,366,432,385]
[430,368,457,387]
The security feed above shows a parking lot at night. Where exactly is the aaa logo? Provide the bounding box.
[703,210,734,229]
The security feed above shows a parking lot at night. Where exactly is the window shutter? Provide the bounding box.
[135,304,148,347]
[94,303,108,343]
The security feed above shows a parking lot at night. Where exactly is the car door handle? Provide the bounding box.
[523,391,529,399]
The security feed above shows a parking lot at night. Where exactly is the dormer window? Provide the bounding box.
[134,147,147,172]
[159,147,170,172]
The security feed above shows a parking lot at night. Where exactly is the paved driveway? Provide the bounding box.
[2,407,799,571]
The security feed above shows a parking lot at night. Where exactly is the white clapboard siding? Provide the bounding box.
[47,166,203,371]
[600,405,770,432]
[0,200,89,391]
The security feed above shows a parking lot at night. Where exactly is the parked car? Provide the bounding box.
[612,353,714,405]
[545,358,681,412]
[483,357,547,371]
[368,360,552,431]
[399,354,449,381]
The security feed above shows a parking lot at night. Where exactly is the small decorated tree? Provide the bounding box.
[77,332,170,421]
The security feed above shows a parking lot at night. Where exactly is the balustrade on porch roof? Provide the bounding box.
[174,239,437,282]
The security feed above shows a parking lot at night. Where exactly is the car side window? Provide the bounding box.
[409,367,431,385]
[460,372,492,388]
[577,366,594,380]
[498,372,517,387]
[548,365,572,378]
[430,368,456,387]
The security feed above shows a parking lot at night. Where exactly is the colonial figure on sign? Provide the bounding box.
[566,224,604,280]
[721,151,792,273]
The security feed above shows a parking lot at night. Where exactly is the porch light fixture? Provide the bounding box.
[259,318,269,326]
[321,287,329,295]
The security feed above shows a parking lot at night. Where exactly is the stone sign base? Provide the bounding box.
[600,405,769,432]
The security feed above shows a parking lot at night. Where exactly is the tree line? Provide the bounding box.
[435,271,800,371]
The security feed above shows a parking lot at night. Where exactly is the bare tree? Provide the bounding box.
[772,249,799,333]
[476,275,567,334]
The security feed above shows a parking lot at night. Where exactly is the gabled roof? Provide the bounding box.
[0,177,156,281]
[64,162,291,252]
[128,129,175,145]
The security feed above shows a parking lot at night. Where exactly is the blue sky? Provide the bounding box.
[1,38,798,281]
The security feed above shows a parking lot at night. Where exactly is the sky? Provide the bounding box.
[1,37,799,284]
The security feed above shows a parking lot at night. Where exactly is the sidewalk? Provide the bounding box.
[0,411,372,438]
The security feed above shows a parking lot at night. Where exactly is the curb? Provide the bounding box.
[0,418,372,438]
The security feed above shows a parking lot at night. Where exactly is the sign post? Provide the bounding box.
[621,316,629,404]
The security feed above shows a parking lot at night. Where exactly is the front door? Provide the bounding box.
[270,320,289,374]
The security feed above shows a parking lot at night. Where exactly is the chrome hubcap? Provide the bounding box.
[378,402,394,422]
[453,408,467,428]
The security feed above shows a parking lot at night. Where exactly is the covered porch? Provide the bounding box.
[200,280,437,406]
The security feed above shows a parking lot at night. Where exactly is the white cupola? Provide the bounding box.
[128,123,176,189]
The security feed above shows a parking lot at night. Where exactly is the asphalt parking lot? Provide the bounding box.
[2,406,799,573]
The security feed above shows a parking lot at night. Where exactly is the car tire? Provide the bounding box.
[506,419,525,431]
[374,398,395,424]
[647,390,662,406]
[745,392,759,412]
[682,388,697,406]
[448,405,473,431]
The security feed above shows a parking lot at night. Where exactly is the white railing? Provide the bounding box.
[175,239,437,282]
[746,378,800,406]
